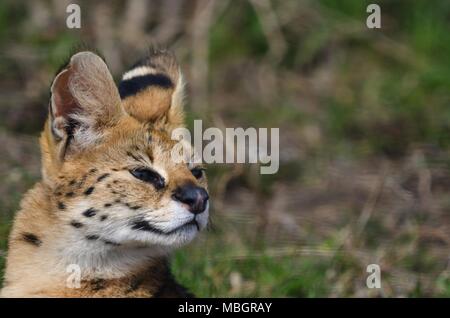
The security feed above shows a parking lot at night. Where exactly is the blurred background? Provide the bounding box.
[0,0,449,297]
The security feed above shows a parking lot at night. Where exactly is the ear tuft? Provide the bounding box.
[119,49,185,131]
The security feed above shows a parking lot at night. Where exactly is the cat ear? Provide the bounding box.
[119,50,185,132]
[49,51,123,156]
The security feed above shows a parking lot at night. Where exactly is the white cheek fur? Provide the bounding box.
[72,199,209,247]
[130,200,208,245]
[64,192,209,259]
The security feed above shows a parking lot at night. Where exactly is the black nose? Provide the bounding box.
[172,184,209,214]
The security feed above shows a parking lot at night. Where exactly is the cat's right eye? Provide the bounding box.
[129,168,165,190]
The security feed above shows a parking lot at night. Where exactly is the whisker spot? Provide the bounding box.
[83,208,97,218]
[70,221,84,228]
[84,187,95,196]
[97,173,110,182]
[22,233,42,247]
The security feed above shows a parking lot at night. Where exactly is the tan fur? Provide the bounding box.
[121,50,185,132]
[1,51,207,298]
[122,88,173,124]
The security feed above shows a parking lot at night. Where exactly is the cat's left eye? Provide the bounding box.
[129,167,165,190]
[190,167,205,179]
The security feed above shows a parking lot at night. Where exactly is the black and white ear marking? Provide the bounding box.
[119,49,186,131]
[119,70,173,99]
[119,55,176,99]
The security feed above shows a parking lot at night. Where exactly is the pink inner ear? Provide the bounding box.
[52,67,80,119]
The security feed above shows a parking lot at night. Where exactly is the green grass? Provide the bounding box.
[209,0,268,63]
[436,274,450,297]
[0,219,11,287]
[172,235,332,297]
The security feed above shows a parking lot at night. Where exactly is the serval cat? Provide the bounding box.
[1,49,209,297]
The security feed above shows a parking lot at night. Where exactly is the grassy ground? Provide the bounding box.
[0,0,449,297]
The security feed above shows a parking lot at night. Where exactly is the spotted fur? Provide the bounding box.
[1,49,208,298]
